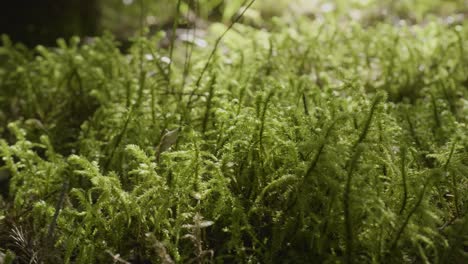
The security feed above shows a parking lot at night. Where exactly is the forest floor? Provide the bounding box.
[0,1,467,263]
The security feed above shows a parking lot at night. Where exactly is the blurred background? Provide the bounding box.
[0,0,467,47]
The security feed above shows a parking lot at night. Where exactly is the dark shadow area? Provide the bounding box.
[0,0,99,47]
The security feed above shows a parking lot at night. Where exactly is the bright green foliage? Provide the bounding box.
[0,7,467,264]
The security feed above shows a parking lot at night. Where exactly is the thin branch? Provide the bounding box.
[194,0,257,87]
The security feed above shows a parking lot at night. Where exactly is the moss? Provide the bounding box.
[0,2,467,263]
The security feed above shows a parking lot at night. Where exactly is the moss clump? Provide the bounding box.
[0,3,467,263]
